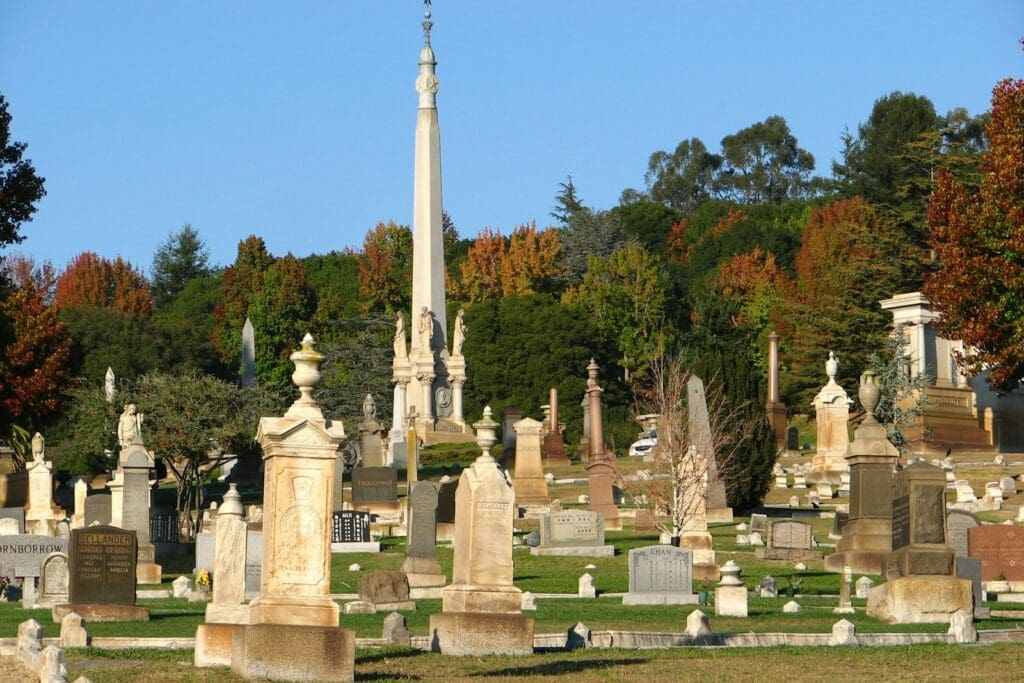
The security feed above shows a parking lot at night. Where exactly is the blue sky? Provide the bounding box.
[1,1,1021,274]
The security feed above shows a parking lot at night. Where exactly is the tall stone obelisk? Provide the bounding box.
[393,4,472,446]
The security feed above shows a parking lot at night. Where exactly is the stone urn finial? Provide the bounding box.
[220,483,244,517]
[859,370,881,423]
[473,406,499,463]
[290,333,323,407]
[586,358,600,387]
[825,351,838,382]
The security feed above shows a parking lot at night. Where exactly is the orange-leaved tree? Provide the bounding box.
[924,77,1024,391]
[357,221,412,313]
[54,252,153,315]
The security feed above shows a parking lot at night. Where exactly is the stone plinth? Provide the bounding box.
[809,354,852,485]
[52,603,149,622]
[584,359,621,530]
[429,612,534,656]
[512,418,550,506]
[865,576,973,624]
[195,623,239,668]
[231,623,355,682]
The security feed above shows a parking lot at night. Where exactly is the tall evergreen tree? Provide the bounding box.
[150,224,211,306]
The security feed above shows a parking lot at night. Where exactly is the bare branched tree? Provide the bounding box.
[624,355,755,541]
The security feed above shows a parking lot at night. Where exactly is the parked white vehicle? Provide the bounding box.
[628,429,657,457]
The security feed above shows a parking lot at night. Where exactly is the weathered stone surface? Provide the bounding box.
[810,354,852,485]
[829,619,858,646]
[0,534,67,578]
[769,520,813,549]
[855,576,874,599]
[565,621,591,650]
[429,612,534,656]
[948,609,976,643]
[194,622,238,668]
[578,573,596,598]
[685,609,712,640]
[382,612,411,645]
[512,418,549,505]
[206,483,247,625]
[172,575,190,598]
[359,570,412,609]
[866,576,973,624]
[231,623,354,682]
[783,600,800,613]
[946,510,979,559]
[60,611,87,647]
[52,603,149,622]
[38,552,69,607]
[343,600,374,615]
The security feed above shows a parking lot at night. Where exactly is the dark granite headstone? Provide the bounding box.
[955,556,984,616]
[332,510,370,543]
[150,511,179,544]
[946,510,979,559]
[436,479,458,524]
[407,482,438,559]
[785,426,799,451]
[891,494,910,550]
[351,467,397,503]
[69,526,137,605]
[83,492,112,527]
[0,535,68,577]
[969,526,1024,581]
[0,507,25,534]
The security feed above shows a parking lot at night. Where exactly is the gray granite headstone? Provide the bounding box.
[687,375,726,510]
[623,545,696,605]
[538,510,605,548]
[955,556,985,617]
[195,531,214,573]
[407,482,438,559]
[0,507,26,534]
[786,426,799,451]
[749,514,768,536]
[120,451,152,545]
[946,510,979,559]
[0,535,68,578]
[84,492,112,527]
[769,520,813,550]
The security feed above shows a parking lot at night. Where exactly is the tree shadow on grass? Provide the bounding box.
[472,657,648,677]
[357,673,421,681]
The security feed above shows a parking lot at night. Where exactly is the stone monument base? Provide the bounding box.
[529,545,615,558]
[353,501,404,518]
[331,541,381,554]
[756,548,824,562]
[247,595,340,628]
[436,523,455,542]
[622,591,698,606]
[194,623,239,667]
[53,604,150,622]
[693,563,722,582]
[865,576,973,624]
[707,507,734,524]
[715,585,748,617]
[231,623,354,682]
[518,503,554,519]
[825,517,892,574]
[403,557,446,597]
[807,455,848,486]
[429,612,534,655]
[205,603,251,625]
[543,433,570,466]
[442,584,522,614]
[136,562,163,584]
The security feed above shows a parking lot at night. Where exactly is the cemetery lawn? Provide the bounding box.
[60,643,1024,681]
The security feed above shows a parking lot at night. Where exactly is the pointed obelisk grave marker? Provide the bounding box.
[430,407,534,655]
[391,2,473,447]
[229,334,354,681]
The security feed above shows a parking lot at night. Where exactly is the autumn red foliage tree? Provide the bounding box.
[54,252,153,315]
[0,282,74,431]
[924,77,1024,391]
[457,223,561,302]
[664,218,691,265]
[357,221,412,313]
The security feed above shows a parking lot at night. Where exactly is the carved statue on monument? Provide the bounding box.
[394,311,408,360]
[452,308,466,357]
[104,367,116,403]
[418,306,433,352]
[31,432,44,462]
[117,403,144,448]
[363,394,377,421]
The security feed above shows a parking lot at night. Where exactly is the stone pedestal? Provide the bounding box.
[512,418,550,507]
[866,576,973,624]
[715,560,747,617]
[430,407,534,656]
[52,603,149,622]
[543,387,570,465]
[809,353,852,485]
[231,335,354,679]
[765,332,788,449]
[826,371,899,574]
[25,435,61,535]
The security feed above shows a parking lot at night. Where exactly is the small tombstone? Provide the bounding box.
[758,575,778,598]
[172,575,190,598]
[566,622,592,650]
[783,600,800,613]
[788,495,800,508]
[771,520,813,549]
[1000,476,1017,495]
[623,545,696,605]
[578,573,596,598]
[525,531,540,547]
[955,480,977,503]
[38,551,69,605]
[749,514,768,536]
[40,645,67,682]
[946,510,980,559]
[521,591,537,611]
[986,482,1004,500]
[357,570,414,611]
[855,576,874,599]
[685,609,713,641]
[948,609,976,644]
[60,611,87,647]
[829,619,858,647]
[785,427,798,451]
[382,611,411,645]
